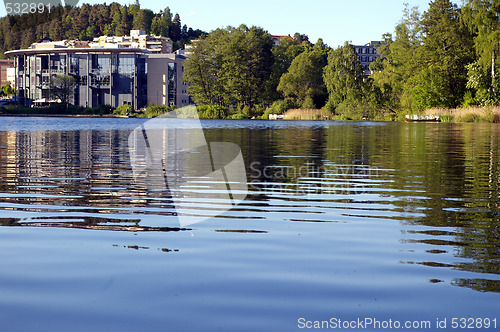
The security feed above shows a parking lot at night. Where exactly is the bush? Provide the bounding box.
[461,90,476,108]
[261,98,299,119]
[196,105,227,119]
[238,105,251,117]
[266,98,298,115]
[88,104,113,115]
[113,104,133,116]
[144,104,177,118]
[301,96,316,110]
[229,113,250,120]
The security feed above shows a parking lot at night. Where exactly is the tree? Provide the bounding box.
[293,32,311,46]
[323,42,365,112]
[463,0,500,102]
[370,4,424,112]
[277,46,326,108]
[267,36,306,102]
[132,9,154,31]
[221,25,274,108]
[49,75,76,107]
[1,84,14,97]
[183,25,274,109]
[411,0,474,109]
[183,37,225,105]
[150,7,172,37]
[169,13,182,42]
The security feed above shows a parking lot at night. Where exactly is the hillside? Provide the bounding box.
[0,2,205,57]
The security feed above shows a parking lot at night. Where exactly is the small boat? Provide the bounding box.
[405,115,440,122]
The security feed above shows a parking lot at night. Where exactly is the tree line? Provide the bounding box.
[3,0,500,118]
[0,1,204,55]
[184,0,500,119]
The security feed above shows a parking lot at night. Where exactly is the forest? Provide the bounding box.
[0,1,204,54]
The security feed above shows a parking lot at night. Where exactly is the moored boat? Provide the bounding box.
[405,114,440,122]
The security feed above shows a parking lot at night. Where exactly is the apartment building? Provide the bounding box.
[5,33,188,109]
[92,30,173,54]
[354,41,381,76]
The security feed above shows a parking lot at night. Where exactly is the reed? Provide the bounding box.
[423,106,500,122]
[282,109,333,120]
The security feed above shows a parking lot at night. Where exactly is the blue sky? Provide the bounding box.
[1,0,434,47]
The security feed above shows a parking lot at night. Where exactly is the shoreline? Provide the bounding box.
[0,113,131,118]
[2,105,500,123]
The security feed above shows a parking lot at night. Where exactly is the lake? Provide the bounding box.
[0,117,499,331]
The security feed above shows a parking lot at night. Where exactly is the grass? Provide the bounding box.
[423,106,500,123]
[282,109,333,120]
[0,104,115,116]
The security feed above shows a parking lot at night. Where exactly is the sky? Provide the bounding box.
[1,0,434,47]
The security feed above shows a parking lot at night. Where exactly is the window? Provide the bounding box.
[92,54,111,73]
[69,56,79,75]
[168,62,176,105]
[118,55,135,75]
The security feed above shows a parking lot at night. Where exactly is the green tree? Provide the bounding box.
[49,75,77,107]
[169,13,182,42]
[266,37,306,101]
[183,36,225,105]
[221,25,274,108]
[370,4,424,112]
[277,46,326,108]
[132,9,155,31]
[323,42,365,113]
[463,0,500,102]
[1,84,14,97]
[411,0,474,110]
[183,25,274,109]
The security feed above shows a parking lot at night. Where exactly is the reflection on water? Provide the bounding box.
[0,118,499,330]
[0,217,189,233]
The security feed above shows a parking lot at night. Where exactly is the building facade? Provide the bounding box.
[354,41,381,77]
[147,54,189,107]
[5,34,188,109]
[0,59,14,86]
[92,30,174,54]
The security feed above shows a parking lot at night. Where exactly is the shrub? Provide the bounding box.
[261,98,299,119]
[461,90,476,108]
[266,98,298,115]
[197,105,227,119]
[301,96,316,110]
[114,104,133,116]
[89,104,113,115]
[229,113,250,120]
[144,104,177,118]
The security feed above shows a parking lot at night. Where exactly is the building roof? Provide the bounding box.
[5,47,147,57]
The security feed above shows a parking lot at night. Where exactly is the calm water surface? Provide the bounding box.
[0,116,499,331]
